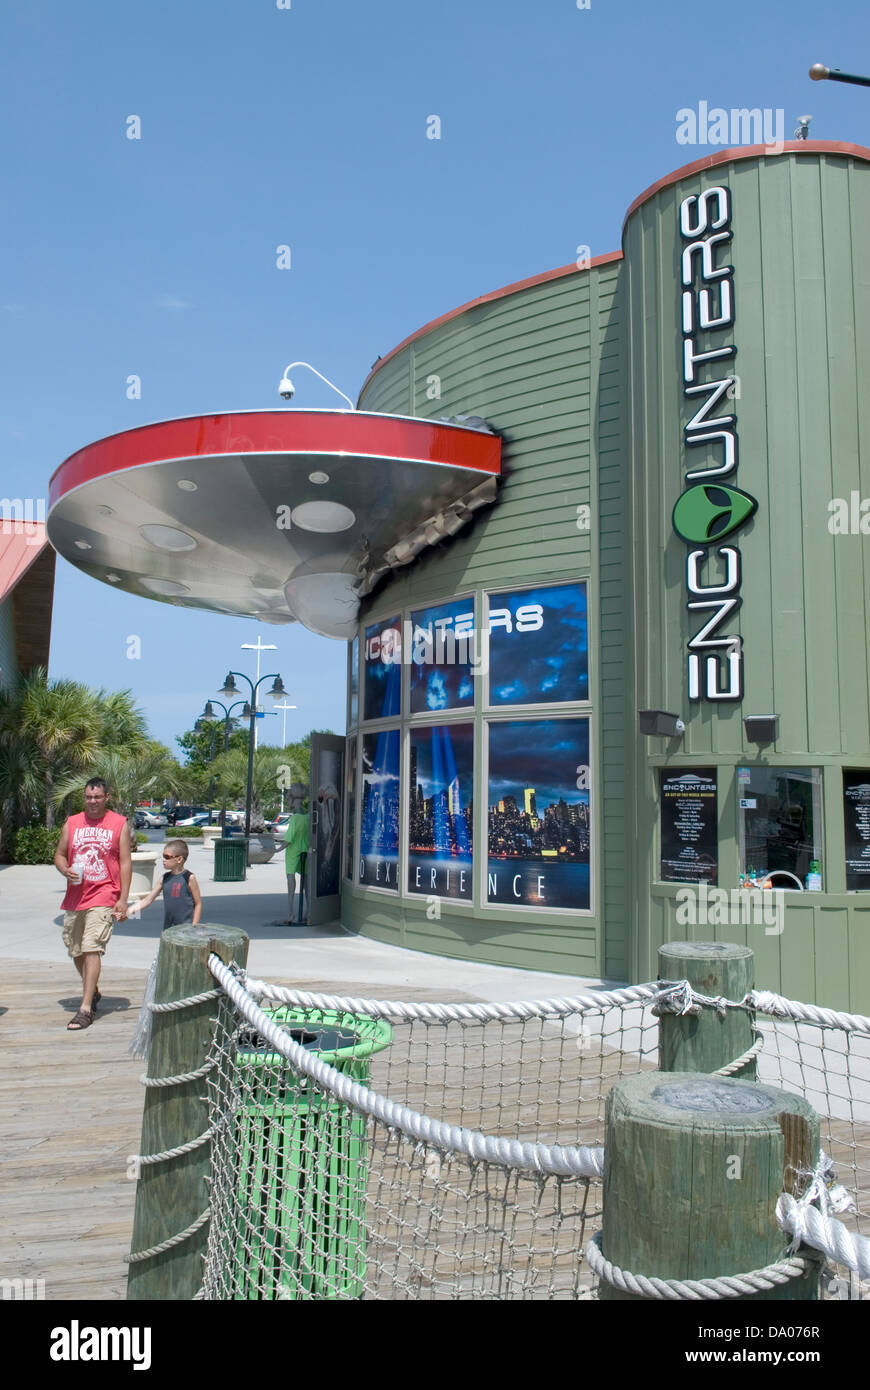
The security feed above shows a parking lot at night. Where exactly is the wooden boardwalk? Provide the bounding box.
[0,958,147,1301]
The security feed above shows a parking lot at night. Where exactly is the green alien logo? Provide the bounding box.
[672,485,757,544]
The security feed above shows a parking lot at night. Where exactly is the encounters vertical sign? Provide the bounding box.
[672,186,758,703]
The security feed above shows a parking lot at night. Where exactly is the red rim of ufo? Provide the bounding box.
[49,410,500,507]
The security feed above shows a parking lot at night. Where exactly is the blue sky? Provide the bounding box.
[2,0,868,753]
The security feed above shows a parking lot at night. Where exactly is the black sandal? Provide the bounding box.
[67,1008,94,1031]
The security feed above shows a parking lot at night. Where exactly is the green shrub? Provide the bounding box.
[12,824,62,864]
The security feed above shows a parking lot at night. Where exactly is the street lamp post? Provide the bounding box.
[241,635,277,750]
[218,671,287,837]
[200,698,251,830]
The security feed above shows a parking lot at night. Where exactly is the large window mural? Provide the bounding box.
[487,582,588,706]
[360,730,400,890]
[409,597,476,714]
[353,581,593,914]
[363,616,401,720]
[487,718,591,910]
[408,723,474,900]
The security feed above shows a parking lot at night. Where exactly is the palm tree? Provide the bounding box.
[10,669,101,828]
[55,744,188,837]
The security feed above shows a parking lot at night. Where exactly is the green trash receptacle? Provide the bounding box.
[231,1006,392,1300]
[214,836,248,882]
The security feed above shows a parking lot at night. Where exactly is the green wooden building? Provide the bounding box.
[341,140,870,1013]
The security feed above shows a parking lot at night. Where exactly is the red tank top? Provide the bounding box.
[62,810,128,910]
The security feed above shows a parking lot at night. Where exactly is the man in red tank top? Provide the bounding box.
[54,778,132,1031]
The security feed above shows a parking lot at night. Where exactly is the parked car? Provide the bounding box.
[166,805,208,826]
[269,812,293,837]
[175,811,211,827]
[135,808,167,828]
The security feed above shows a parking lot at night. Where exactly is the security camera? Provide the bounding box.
[278,376,295,400]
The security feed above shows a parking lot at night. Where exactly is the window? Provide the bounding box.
[486,581,588,707]
[408,723,474,899]
[487,718,591,909]
[353,579,593,915]
[359,730,400,890]
[363,616,401,720]
[409,598,476,714]
[737,767,823,889]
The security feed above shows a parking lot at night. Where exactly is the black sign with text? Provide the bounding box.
[844,771,870,890]
[660,768,718,884]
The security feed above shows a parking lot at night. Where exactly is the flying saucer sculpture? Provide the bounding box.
[47,410,501,638]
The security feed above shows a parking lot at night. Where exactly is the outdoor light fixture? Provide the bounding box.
[269,677,286,698]
[744,714,779,744]
[219,674,238,698]
[639,710,686,737]
[142,577,190,596]
[278,361,355,410]
[290,500,356,533]
[139,523,197,552]
[202,702,215,719]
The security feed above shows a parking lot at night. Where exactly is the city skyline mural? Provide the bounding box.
[408,722,474,900]
[487,718,591,910]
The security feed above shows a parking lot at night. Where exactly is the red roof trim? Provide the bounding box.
[622,140,870,229]
[358,251,624,399]
[0,527,50,602]
[49,411,501,509]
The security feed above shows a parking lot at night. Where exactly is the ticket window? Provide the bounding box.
[736,767,823,890]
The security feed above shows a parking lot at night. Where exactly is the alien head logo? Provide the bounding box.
[672,484,757,545]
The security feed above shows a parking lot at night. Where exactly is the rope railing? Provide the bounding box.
[128,951,868,1300]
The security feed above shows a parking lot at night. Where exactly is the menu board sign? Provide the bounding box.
[844,771,870,890]
[659,768,718,884]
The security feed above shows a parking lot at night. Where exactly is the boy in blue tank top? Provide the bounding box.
[136,839,203,929]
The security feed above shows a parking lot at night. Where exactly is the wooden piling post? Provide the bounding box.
[599,1072,819,1301]
[658,941,756,1077]
[127,924,248,1300]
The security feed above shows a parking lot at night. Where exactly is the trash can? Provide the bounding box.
[214,837,248,882]
[232,1006,392,1300]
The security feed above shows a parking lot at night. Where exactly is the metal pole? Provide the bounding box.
[810,62,870,87]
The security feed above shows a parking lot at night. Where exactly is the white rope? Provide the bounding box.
[750,989,870,1035]
[140,1058,216,1088]
[150,988,223,1014]
[777,1196,870,1281]
[584,1231,813,1300]
[125,1208,211,1264]
[241,975,668,1024]
[131,1127,213,1167]
[712,1031,764,1076]
[208,955,606,1179]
